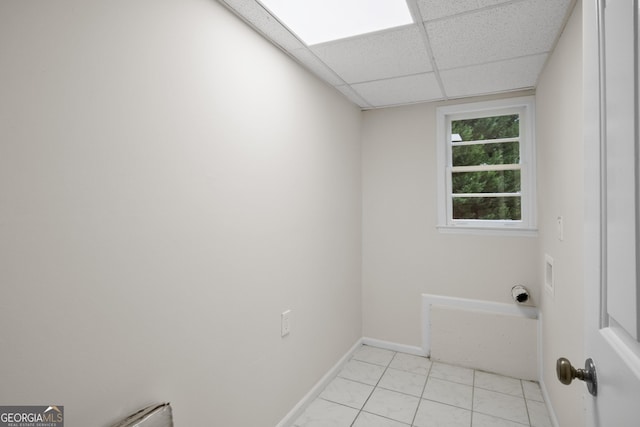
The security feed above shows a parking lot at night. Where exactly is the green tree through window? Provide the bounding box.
[451,114,521,220]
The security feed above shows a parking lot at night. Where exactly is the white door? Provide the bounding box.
[583,0,640,426]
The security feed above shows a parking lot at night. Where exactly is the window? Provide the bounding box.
[436,97,536,235]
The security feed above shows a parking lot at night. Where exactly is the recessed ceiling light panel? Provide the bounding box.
[258,0,414,45]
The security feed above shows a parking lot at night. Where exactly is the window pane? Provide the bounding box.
[453,197,522,220]
[452,141,520,166]
[452,170,521,194]
[452,114,519,141]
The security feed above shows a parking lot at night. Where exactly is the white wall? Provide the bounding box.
[0,1,362,425]
[361,94,540,347]
[361,4,584,419]
[536,2,585,426]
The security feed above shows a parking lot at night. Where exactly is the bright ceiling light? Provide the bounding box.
[258,0,414,46]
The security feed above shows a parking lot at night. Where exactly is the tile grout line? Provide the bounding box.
[470,368,476,427]
[522,379,533,426]
[349,347,398,427]
[471,377,533,427]
[409,358,434,427]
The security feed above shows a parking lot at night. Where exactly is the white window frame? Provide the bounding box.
[436,96,537,236]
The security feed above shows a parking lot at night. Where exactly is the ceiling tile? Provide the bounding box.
[335,85,372,108]
[310,25,432,84]
[289,48,345,86]
[427,0,572,70]
[221,0,305,51]
[219,0,576,108]
[417,0,512,21]
[351,73,443,107]
[440,54,548,97]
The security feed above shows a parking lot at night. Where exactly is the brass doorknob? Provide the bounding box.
[556,357,598,396]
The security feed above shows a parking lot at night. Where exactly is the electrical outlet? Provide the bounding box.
[557,216,564,241]
[281,310,291,337]
[545,254,555,298]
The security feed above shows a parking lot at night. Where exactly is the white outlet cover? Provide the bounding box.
[281,310,291,337]
[544,254,555,298]
[557,216,564,241]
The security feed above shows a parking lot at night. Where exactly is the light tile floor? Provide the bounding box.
[293,345,552,427]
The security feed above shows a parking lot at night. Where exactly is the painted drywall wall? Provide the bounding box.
[536,2,585,426]
[361,92,540,347]
[0,1,362,425]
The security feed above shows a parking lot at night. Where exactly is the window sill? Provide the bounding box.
[437,225,538,237]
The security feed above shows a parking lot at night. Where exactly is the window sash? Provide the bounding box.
[451,193,521,198]
[447,114,522,221]
[450,164,521,173]
[436,96,536,234]
[451,137,519,147]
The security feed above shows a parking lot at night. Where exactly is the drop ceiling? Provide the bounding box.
[218,0,576,109]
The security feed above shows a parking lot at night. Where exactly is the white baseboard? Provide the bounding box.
[362,337,426,356]
[536,312,560,427]
[539,376,561,427]
[275,338,363,427]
